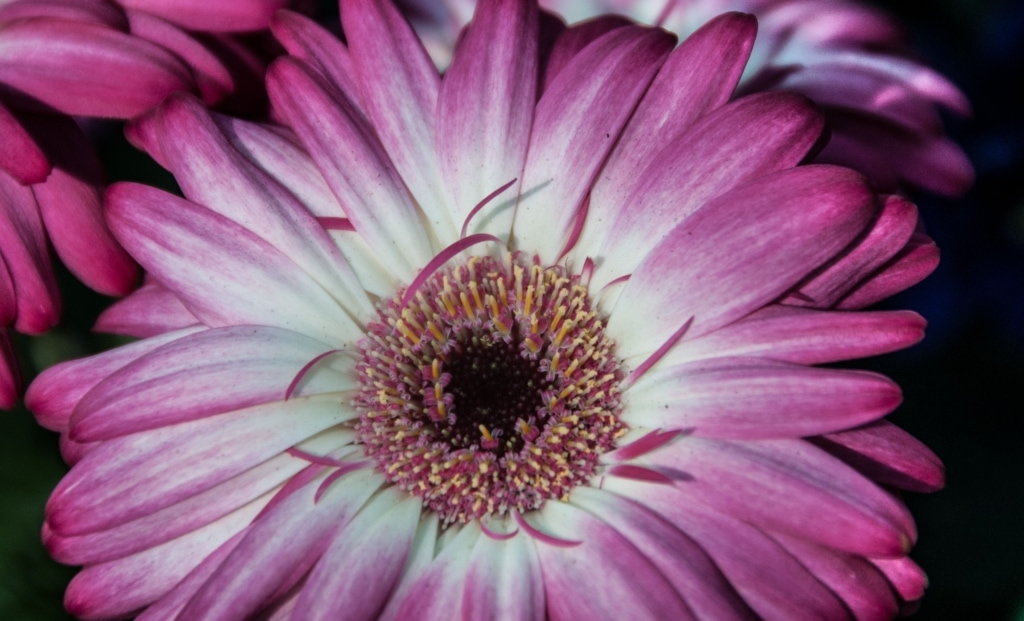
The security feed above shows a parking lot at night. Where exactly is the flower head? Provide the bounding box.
[30,0,942,618]
[403,0,974,197]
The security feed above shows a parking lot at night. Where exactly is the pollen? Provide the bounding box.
[354,253,625,524]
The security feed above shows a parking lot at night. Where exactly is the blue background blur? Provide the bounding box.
[1,0,1022,618]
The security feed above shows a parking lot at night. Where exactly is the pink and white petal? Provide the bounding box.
[529,501,694,620]
[26,114,138,296]
[0,328,19,409]
[70,326,354,442]
[812,420,944,493]
[631,437,916,557]
[134,529,249,621]
[47,394,357,535]
[385,522,480,620]
[514,25,675,262]
[341,0,452,237]
[151,95,374,317]
[177,468,383,621]
[541,15,632,94]
[836,233,939,309]
[124,107,169,168]
[270,10,367,118]
[269,58,432,282]
[211,114,343,218]
[588,92,824,289]
[94,278,198,338]
[106,183,364,346]
[784,194,918,308]
[771,533,900,621]
[376,513,442,621]
[661,305,926,367]
[25,327,202,432]
[0,172,59,334]
[58,433,99,466]
[599,477,850,621]
[63,491,268,621]
[0,18,193,118]
[461,525,545,621]
[572,12,755,264]
[126,10,235,105]
[0,102,49,184]
[607,165,876,360]
[870,556,928,603]
[624,356,901,439]
[294,487,422,621]
[48,427,351,565]
[0,0,128,29]
[570,486,755,620]
[116,0,288,32]
[436,0,537,238]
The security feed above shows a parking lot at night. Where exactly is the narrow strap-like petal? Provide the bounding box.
[116,0,288,32]
[0,171,59,334]
[0,101,49,184]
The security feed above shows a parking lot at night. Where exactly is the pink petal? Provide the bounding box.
[435,0,537,238]
[607,165,876,360]
[570,487,755,619]
[341,0,452,237]
[660,305,926,367]
[540,15,633,93]
[602,478,850,621]
[385,522,479,619]
[836,232,940,309]
[0,328,19,409]
[25,327,201,432]
[0,252,15,324]
[587,92,825,289]
[772,533,899,621]
[70,325,353,442]
[784,194,919,308]
[625,356,901,439]
[270,10,367,119]
[58,433,99,466]
[106,183,364,346]
[530,501,694,620]
[575,12,756,265]
[0,17,193,118]
[126,10,235,105]
[871,556,928,602]
[0,171,59,334]
[150,94,372,317]
[0,0,128,29]
[116,0,288,32]
[813,420,945,493]
[94,278,198,338]
[24,113,139,296]
[514,25,675,262]
[630,437,916,557]
[177,468,383,620]
[294,488,421,621]
[0,102,50,184]
[461,526,546,621]
[268,58,432,282]
[47,394,356,536]
[46,448,319,565]
[63,494,266,620]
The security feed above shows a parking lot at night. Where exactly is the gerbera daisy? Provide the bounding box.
[400,0,974,197]
[29,0,943,618]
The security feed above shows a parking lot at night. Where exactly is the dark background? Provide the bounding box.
[1,0,1022,618]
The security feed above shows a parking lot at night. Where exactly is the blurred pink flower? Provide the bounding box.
[402,0,974,197]
[29,0,941,618]
[0,0,306,406]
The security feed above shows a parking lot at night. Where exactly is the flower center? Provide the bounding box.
[354,254,625,524]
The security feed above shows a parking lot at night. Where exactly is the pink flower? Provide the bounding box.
[402,0,974,197]
[29,1,942,618]
[0,0,306,406]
